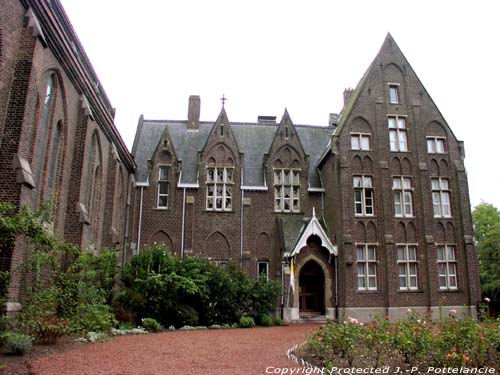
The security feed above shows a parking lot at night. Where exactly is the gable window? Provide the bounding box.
[427,137,446,154]
[357,244,377,290]
[257,261,269,281]
[393,177,413,217]
[388,116,408,152]
[397,244,418,290]
[353,176,374,216]
[389,84,400,104]
[437,245,457,290]
[206,166,234,211]
[157,166,170,208]
[431,178,451,217]
[350,133,370,151]
[274,169,300,212]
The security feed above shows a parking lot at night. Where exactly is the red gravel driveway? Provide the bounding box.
[28,325,317,375]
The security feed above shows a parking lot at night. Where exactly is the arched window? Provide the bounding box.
[47,121,62,196]
[33,73,56,206]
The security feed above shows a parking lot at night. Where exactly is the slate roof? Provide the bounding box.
[132,119,334,189]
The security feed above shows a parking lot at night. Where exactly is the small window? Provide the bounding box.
[388,116,408,152]
[157,166,170,208]
[397,244,418,290]
[274,168,300,213]
[389,85,400,104]
[427,137,446,154]
[393,177,413,217]
[257,261,269,281]
[437,245,457,290]
[353,175,374,216]
[357,244,377,290]
[431,177,451,218]
[350,133,371,151]
[206,166,234,211]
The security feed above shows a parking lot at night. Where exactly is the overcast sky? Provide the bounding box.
[60,0,500,210]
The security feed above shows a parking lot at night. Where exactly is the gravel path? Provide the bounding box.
[28,325,317,375]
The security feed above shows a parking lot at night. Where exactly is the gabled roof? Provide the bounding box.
[132,118,333,188]
[285,207,336,257]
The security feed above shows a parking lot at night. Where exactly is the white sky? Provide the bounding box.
[60,0,500,210]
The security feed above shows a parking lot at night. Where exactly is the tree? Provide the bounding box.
[472,202,500,299]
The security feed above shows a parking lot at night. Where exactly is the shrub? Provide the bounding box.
[273,316,283,326]
[259,314,273,327]
[33,314,69,344]
[2,332,33,355]
[141,318,161,332]
[68,303,117,334]
[239,316,255,328]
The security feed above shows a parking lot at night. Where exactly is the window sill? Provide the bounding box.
[355,215,376,218]
[153,207,169,211]
[203,209,235,214]
[434,216,453,219]
[397,289,424,293]
[438,288,460,293]
[395,216,415,219]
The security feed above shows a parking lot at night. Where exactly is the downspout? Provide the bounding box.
[137,185,144,254]
[122,178,132,269]
[181,187,186,259]
[335,254,339,319]
[240,189,244,268]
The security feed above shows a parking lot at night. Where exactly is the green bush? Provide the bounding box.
[119,245,281,328]
[141,318,161,332]
[2,332,33,355]
[273,316,283,326]
[239,316,255,328]
[259,314,273,327]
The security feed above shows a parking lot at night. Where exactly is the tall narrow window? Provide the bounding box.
[397,244,418,290]
[431,178,451,217]
[350,133,370,151]
[157,166,170,208]
[47,121,62,196]
[353,176,374,216]
[389,84,400,104]
[393,177,413,217]
[206,166,233,211]
[437,245,457,290]
[274,169,300,212]
[258,261,269,281]
[357,244,377,290]
[388,116,408,152]
[427,137,446,154]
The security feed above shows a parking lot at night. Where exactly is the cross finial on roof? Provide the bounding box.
[220,94,227,107]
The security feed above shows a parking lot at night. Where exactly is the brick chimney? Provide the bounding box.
[343,88,354,107]
[187,95,200,130]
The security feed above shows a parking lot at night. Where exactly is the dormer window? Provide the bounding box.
[206,166,233,211]
[389,84,400,104]
[274,168,300,212]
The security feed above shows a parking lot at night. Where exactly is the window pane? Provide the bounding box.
[159,182,168,195]
[292,170,300,185]
[389,130,397,151]
[437,247,446,261]
[447,246,455,261]
[403,178,411,189]
[207,168,215,183]
[363,176,372,188]
[408,246,417,261]
[409,263,417,275]
[393,178,402,189]
[274,170,282,185]
[365,191,373,215]
[292,198,299,211]
[389,86,399,104]
[351,135,360,150]
[397,118,406,129]
[361,136,370,150]
[368,276,376,288]
[399,131,408,151]
[439,276,447,288]
[368,247,376,261]
[404,192,413,215]
[357,246,365,261]
[216,198,222,209]
[283,170,290,185]
[225,168,233,183]
[353,177,362,187]
[427,139,434,153]
[440,179,449,190]
[397,247,406,261]
[158,195,168,207]
[216,168,224,183]
[436,139,445,153]
[388,118,396,128]
[394,191,402,216]
[399,275,407,289]
[410,276,417,288]
[431,179,440,190]
[159,166,170,181]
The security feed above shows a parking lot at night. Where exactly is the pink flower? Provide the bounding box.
[385,315,390,321]
[347,316,359,324]
[449,309,457,315]
[485,297,491,303]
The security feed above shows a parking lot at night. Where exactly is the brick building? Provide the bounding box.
[0,0,135,311]
[1,0,480,322]
[130,35,480,322]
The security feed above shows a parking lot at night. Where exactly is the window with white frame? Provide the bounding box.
[257,261,269,280]
[157,166,170,208]
[353,176,374,216]
[427,137,446,154]
[274,169,300,212]
[351,133,371,151]
[206,166,234,211]
[431,178,451,217]
[397,244,418,290]
[389,84,400,104]
[393,177,413,217]
[437,245,457,290]
[357,244,377,290]
[388,116,408,152]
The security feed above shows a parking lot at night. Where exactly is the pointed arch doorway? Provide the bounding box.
[299,260,325,315]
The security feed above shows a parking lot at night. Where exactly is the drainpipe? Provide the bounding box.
[181,187,186,259]
[122,178,132,269]
[335,256,339,319]
[137,185,145,255]
[240,189,244,268]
